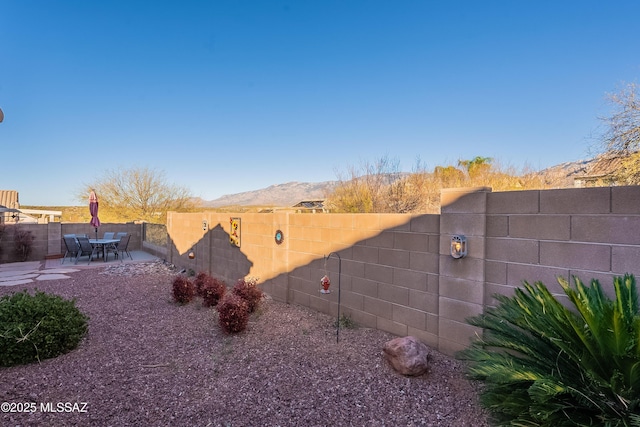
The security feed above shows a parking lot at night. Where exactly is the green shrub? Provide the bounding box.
[232,277,263,313]
[172,275,195,304]
[217,293,249,334]
[457,274,640,427]
[0,290,89,367]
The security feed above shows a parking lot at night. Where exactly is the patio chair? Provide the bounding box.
[75,236,97,265]
[62,236,79,264]
[106,234,132,262]
[110,232,128,251]
[103,232,115,239]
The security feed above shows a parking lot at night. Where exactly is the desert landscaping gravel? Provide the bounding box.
[0,262,490,426]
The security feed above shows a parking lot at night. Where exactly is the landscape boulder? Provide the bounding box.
[383,336,430,376]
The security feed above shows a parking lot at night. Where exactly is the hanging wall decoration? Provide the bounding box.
[229,217,241,247]
[275,229,284,245]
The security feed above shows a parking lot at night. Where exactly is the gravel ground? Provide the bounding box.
[0,262,490,426]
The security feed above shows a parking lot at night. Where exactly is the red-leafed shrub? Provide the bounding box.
[172,275,195,304]
[194,271,210,296]
[201,277,227,308]
[217,293,249,334]
[232,277,263,313]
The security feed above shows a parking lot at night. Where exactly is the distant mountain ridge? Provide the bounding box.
[197,156,612,208]
[201,181,339,207]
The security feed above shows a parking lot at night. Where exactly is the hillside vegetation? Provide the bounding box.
[23,153,633,220]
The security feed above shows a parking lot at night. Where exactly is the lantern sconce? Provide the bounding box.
[450,235,467,259]
[202,220,208,231]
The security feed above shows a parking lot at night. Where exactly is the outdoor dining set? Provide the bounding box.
[62,232,132,265]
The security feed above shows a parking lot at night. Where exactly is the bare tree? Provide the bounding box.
[601,82,640,153]
[328,155,439,213]
[328,155,405,213]
[80,167,195,223]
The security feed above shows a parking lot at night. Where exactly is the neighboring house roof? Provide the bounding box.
[292,200,325,209]
[573,153,626,187]
[258,200,328,213]
[0,190,61,223]
[0,190,19,210]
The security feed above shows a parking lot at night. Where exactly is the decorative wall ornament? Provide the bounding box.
[275,229,284,245]
[230,217,241,247]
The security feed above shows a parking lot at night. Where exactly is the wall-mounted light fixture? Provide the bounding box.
[202,220,208,231]
[450,235,467,259]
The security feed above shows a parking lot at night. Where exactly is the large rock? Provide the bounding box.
[383,336,430,376]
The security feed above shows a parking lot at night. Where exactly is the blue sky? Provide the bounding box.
[1,1,639,206]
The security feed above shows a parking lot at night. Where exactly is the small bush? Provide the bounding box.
[0,290,89,367]
[201,277,227,308]
[172,275,195,304]
[194,271,210,296]
[217,293,249,334]
[458,274,640,426]
[333,314,357,329]
[232,277,263,313]
[13,227,34,262]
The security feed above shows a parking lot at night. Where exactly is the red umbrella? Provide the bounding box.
[89,190,100,240]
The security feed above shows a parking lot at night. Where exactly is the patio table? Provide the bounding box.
[89,238,120,262]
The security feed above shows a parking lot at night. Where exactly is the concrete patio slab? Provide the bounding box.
[0,251,161,287]
[0,269,39,278]
[0,273,39,282]
[0,261,42,271]
[36,274,73,281]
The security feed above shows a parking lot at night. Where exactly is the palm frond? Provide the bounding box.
[458,274,640,426]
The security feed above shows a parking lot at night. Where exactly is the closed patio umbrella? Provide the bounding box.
[89,190,100,241]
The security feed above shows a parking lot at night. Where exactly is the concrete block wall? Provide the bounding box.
[164,185,640,357]
[0,222,144,263]
[59,223,143,254]
[438,187,490,355]
[0,223,50,263]
[485,186,640,303]
[167,211,442,348]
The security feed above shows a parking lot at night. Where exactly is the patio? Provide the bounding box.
[0,250,161,287]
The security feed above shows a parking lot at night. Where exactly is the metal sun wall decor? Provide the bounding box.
[229,217,241,247]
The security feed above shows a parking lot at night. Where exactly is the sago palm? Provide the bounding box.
[458,274,640,426]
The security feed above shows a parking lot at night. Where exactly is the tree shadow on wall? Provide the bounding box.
[169,223,253,284]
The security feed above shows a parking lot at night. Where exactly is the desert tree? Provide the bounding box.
[601,82,640,153]
[328,155,403,213]
[458,156,493,181]
[327,155,435,214]
[79,166,195,223]
[612,151,640,185]
[598,82,640,184]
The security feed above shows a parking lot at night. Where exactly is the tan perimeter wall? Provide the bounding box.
[0,222,143,264]
[167,186,640,356]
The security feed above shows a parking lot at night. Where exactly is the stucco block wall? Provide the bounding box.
[161,185,640,357]
[0,222,143,263]
[167,211,442,347]
[485,186,640,302]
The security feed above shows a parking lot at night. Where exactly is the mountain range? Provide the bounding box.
[199,181,339,208]
[196,156,609,208]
